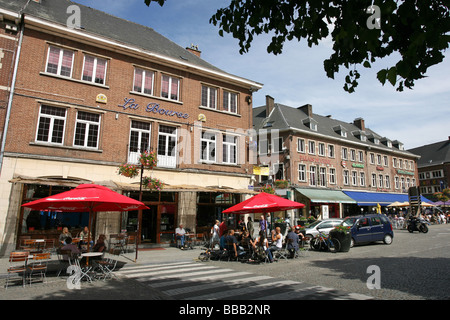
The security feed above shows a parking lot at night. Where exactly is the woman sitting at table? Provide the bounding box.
[78,226,93,251]
[251,230,273,263]
[59,227,71,245]
[92,234,106,254]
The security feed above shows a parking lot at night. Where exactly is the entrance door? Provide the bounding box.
[141,205,157,243]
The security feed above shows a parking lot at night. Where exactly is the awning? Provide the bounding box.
[343,191,431,206]
[295,188,357,204]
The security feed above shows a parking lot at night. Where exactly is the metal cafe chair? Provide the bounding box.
[27,252,51,286]
[5,251,29,289]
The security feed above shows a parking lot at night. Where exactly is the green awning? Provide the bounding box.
[295,188,357,204]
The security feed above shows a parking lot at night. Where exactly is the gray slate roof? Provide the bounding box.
[253,103,419,157]
[408,139,450,167]
[0,0,235,77]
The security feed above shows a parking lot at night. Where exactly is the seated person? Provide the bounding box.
[269,227,283,256]
[219,233,226,250]
[59,227,71,245]
[78,226,93,250]
[285,227,299,258]
[92,234,107,253]
[251,230,273,262]
[175,224,187,249]
[60,237,80,260]
[224,229,239,258]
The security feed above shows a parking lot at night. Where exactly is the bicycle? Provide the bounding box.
[310,229,341,253]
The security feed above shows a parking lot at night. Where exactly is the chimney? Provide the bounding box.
[186,44,201,57]
[298,104,313,118]
[265,95,274,116]
[353,117,365,131]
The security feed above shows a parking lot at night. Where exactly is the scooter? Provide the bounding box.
[407,216,429,233]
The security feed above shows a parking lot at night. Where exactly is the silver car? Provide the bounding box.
[304,219,344,238]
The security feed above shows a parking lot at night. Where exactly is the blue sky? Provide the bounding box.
[74,0,449,150]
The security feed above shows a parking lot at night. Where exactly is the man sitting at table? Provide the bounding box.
[269,227,283,258]
[175,224,187,249]
[285,227,299,258]
[225,229,240,259]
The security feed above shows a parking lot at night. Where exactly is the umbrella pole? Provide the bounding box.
[135,163,144,262]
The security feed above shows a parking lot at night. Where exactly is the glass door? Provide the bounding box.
[157,125,177,168]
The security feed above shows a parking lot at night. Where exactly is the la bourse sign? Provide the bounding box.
[119,97,189,119]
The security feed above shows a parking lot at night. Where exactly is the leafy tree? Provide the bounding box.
[145,0,450,93]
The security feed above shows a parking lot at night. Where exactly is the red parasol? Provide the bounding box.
[222,192,304,214]
[22,184,148,261]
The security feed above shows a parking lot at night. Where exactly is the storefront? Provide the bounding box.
[294,188,357,219]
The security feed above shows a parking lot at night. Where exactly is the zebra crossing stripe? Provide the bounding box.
[116,264,218,279]
[147,271,253,288]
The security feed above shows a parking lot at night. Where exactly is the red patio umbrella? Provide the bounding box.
[222,192,305,214]
[22,184,148,261]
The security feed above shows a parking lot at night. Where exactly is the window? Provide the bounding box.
[46,46,74,77]
[201,85,217,109]
[158,125,177,168]
[297,138,305,153]
[383,155,388,167]
[352,171,357,186]
[379,174,384,188]
[298,164,306,182]
[36,105,66,144]
[343,170,349,185]
[395,176,400,189]
[82,55,107,84]
[201,131,216,162]
[223,135,237,164]
[223,90,237,113]
[341,147,348,160]
[350,149,356,161]
[259,139,269,155]
[73,111,100,148]
[329,168,336,184]
[308,141,315,155]
[377,154,382,165]
[128,120,151,164]
[372,173,377,187]
[318,143,325,156]
[309,166,317,186]
[161,75,179,101]
[358,151,364,162]
[370,153,375,164]
[272,137,283,153]
[319,167,327,187]
[133,68,154,94]
[360,172,366,186]
[328,144,335,158]
[385,175,391,189]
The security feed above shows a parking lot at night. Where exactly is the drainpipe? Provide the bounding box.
[0,18,24,176]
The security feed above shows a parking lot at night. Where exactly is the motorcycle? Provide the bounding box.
[407,216,429,233]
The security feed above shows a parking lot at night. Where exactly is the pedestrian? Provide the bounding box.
[219,218,227,237]
[247,217,254,239]
[210,220,220,247]
[259,215,268,237]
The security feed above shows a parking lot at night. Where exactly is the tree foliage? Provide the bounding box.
[145,0,450,93]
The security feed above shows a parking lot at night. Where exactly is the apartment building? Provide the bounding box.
[0,0,262,252]
[253,96,420,219]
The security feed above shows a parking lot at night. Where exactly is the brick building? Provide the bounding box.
[253,96,421,220]
[0,0,262,253]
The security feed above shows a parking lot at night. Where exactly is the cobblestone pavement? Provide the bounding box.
[1,224,449,300]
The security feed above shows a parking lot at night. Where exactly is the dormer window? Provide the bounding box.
[381,137,392,148]
[303,118,317,131]
[393,140,404,150]
[353,130,366,141]
[367,134,380,145]
[333,125,347,137]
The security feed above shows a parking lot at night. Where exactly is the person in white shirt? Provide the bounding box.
[175,224,187,249]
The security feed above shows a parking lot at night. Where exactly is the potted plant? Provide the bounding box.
[329,225,352,252]
[139,150,157,169]
[274,179,289,189]
[261,184,275,194]
[142,176,163,191]
[118,164,139,178]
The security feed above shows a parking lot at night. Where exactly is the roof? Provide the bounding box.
[253,103,419,157]
[0,0,262,89]
[408,139,450,167]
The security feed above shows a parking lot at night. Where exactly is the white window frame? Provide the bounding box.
[73,111,101,149]
[297,138,305,153]
[298,164,307,182]
[308,141,315,155]
[201,131,216,163]
[223,134,238,164]
[81,54,107,85]
[35,105,67,145]
[161,74,180,101]
[329,168,336,184]
[45,46,74,78]
[201,85,217,109]
[223,90,238,114]
[360,172,366,186]
[309,166,317,186]
[133,67,154,95]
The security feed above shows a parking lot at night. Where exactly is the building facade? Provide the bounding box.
[0,0,262,253]
[408,137,450,199]
[253,96,420,220]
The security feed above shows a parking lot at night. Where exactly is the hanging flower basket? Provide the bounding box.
[118,164,139,178]
[139,150,157,169]
[142,176,163,191]
[274,179,289,189]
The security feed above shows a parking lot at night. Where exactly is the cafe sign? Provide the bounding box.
[118,97,189,119]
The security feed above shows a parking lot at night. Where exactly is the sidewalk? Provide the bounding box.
[0,246,202,300]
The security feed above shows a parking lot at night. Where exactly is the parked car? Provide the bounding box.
[341,214,394,247]
[304,219,344,238]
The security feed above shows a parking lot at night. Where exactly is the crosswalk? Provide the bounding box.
[115,261,373,300]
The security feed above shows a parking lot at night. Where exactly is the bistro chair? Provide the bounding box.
[56,248,74,277]
[27,252,51,286]
[125,235,136,253]
[43,239,55,253]
[5,251,29,289]
[94,248,118,281]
